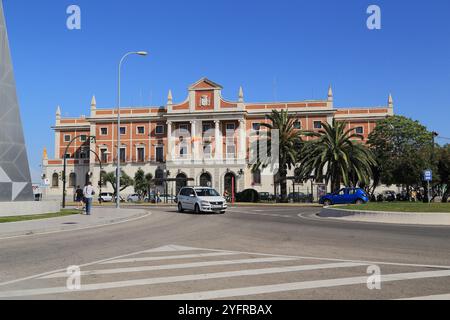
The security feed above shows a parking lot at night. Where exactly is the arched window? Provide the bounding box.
[252,169,261,185]
[69,173,77,187]
[200,172,212,187]
[176,173,188,194]
[52,173,59,188]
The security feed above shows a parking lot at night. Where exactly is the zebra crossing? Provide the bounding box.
[0,245,449,300]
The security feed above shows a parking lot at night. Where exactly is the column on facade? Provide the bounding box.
[239,119,246,160]
[190,120,197,162]
[214,120,223,161]
[167,121,174,161]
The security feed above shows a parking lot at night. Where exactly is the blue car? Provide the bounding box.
[320,188,369,206]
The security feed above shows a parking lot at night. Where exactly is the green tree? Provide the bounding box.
[437,144,450,202]
[101,170,134,197]
[298,119,376,193]
[368,116,434,191]
[134,168,147,199]
[258,109,304,203]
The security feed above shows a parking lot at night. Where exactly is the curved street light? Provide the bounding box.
[62,135,96,208]
[116,51,148,209]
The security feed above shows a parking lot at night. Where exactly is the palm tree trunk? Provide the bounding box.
[279,166,288,203]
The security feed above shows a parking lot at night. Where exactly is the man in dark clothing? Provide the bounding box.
[75,186,84,210]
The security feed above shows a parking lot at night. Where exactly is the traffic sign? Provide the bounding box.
[423,170,433,182]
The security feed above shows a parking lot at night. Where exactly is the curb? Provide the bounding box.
[0,210,150,239]
[319,207,450,226]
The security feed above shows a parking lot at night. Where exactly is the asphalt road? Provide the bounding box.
[0,205,449,300]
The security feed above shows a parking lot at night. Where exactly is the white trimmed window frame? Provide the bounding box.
[136,126,145,135]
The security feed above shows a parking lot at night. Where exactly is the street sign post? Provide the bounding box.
[423,170,433,203]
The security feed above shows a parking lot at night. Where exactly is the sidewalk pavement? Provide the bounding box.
[0,207,150,239]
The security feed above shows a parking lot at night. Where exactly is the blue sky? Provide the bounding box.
[3,0,450,181]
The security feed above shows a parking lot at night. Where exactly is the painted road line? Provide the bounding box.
[140,270,450,300]
[99,252,237,265]
[0,262,367,299]
[40,256,299,279]
[0,244,200,288]
[399,293,450,300]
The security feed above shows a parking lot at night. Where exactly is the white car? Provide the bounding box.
[98,192,114,203]
[177,187,227,214]
[127,194,141,202]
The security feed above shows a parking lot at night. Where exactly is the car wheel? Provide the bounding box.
[178,202,184,213]
[355,199,364,205]
[194,204,201,214]
[323,200,332,206]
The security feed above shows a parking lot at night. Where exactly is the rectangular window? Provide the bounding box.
[156,125,164,135]
[100,149,108,163]
[80,135,87,142]
[155,146,164,163]
[294,121,302,129]
[203,124,211,133]
[64,134,71,142]
[100,128,108,136]
[120,127,126,135]
[226,144,236,159]
[137,126,145,135]
[252,123,261,131]
[120,148,126,163]
[226,123,236,131]
[314,121,322,129]
[355,127,364,135]
[64,153,71,159]
[137,147,145,162]
[178,124,189,134]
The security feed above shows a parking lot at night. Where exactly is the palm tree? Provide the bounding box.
[256,109,304,203]
[297,119,376,193]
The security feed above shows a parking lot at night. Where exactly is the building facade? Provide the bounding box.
[42,78,394,201]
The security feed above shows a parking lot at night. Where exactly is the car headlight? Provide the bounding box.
[201,201,210,206]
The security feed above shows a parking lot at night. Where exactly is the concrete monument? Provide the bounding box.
[0,1,34,202]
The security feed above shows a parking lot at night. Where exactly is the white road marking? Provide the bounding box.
[233,211,293,218]
[99,251,237,265]
[189,245,450,270]
[139,270,450,300]
[0,262,367,298]
[399,293,450,300]
[0,243,197,288]
[40,256,299,279]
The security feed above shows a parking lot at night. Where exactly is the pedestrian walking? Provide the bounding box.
[156,190,161,203]
[75,186,84,210]
[83,182,95,216]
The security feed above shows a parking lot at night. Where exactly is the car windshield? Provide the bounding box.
[195,189,220,197]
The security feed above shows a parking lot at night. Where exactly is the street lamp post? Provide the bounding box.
[116,51,148,209]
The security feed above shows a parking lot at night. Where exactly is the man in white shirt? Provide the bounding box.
[83,182,95,215]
